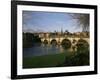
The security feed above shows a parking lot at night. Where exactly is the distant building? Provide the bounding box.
[32,28,89,38]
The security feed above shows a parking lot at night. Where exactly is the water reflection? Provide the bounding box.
[23,44,69,57]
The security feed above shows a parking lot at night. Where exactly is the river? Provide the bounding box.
[23,45,72,57]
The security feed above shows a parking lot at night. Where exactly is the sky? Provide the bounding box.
[22,11,83,33]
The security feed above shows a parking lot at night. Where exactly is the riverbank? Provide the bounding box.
[23,50,89,68]
[23,51,73,68]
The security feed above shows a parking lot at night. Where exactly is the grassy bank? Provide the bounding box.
[23,49,89,68]
[23,51,74,68]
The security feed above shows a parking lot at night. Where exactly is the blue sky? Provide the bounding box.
[22,11,82,33]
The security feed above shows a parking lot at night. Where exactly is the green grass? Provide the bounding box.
[23,49,89,68]
[23,51,74,68]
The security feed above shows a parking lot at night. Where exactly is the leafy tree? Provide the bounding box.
[23,33,41,48]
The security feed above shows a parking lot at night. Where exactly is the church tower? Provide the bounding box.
[61,28,63,34]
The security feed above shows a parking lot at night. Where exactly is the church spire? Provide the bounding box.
[61,27,63,34]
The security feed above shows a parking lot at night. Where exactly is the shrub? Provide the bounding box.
[60,50,89,66]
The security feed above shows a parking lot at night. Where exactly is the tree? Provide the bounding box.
[70,14,89,32]
[65,30,68,33]
[23,33,41,48]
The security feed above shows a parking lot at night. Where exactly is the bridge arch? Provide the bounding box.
[61,39,71,49]
[43,39,48,45]
[50,39,57,46]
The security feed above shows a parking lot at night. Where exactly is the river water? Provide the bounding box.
[23,45,71,57]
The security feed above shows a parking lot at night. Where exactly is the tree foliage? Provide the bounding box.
[70,14,89,32]
[23,33,41,48]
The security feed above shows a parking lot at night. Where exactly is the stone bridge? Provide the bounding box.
[40,37,89,45]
